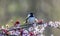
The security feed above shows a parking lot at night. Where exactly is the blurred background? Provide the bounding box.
[0,0,60,36]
